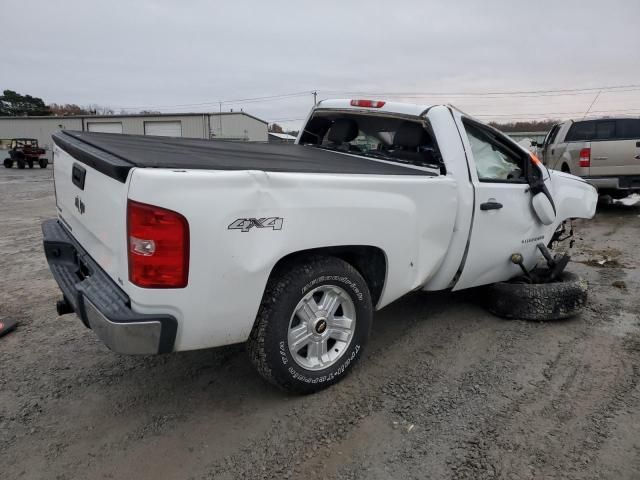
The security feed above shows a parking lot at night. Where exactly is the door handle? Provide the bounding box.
[480,201,503,211]
[593,156,608,160]
[71,164,86,190]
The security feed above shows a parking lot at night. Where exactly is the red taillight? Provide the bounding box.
[350,99,385,108]
[579,148,591,168]
[127,200,189,288]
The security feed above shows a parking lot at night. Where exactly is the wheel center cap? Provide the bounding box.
[315,318,328,334]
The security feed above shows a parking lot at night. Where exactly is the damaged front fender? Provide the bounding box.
[549,170,598,223]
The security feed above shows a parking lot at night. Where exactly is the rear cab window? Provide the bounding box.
[566,119,640,142]
[299,111,444,173]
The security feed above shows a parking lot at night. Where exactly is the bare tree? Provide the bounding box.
[269,123,284,133]
[489,120,558,133]
[49,103,91,116]
[87,104,115,116]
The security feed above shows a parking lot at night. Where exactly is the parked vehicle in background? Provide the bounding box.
[536,118,640,197]
[43,99,597,393]
[3,138,49,169]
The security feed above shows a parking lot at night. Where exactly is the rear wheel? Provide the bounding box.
[3,159,12,168]
[248,256,372,394]
[27,159,34,169]
[561,164,571,173]
[17,159,26,169]
[38,158,48,168]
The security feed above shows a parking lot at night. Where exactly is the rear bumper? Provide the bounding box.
[42,218,177,354]
[584,175,640,191]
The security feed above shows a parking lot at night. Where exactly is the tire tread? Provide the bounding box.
[248,256,368,393]
[483,271,588,321]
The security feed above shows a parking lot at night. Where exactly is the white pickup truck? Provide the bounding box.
[43,99,597,393]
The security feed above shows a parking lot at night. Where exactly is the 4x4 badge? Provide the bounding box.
[228,217,283,232]
[74,196,85,215]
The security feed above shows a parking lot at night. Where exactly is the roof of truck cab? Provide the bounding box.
[316,99,435,116]
[52,130,437,183]
[567,116,640,122]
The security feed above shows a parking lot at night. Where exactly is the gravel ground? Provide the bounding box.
[1,167,639,480]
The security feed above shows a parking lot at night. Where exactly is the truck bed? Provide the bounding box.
[52,130,433,183]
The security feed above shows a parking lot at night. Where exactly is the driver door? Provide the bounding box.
[453,118,549,290]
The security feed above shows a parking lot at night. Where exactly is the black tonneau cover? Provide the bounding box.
[52,130,434,183]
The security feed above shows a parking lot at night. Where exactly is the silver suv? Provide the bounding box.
[537,118,640,197]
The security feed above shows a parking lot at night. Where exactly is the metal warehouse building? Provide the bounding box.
[0,111,268,161]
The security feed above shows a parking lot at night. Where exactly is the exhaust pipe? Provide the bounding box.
[56,297,74,316]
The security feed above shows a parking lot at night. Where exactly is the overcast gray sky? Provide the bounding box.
[3,0,640,128]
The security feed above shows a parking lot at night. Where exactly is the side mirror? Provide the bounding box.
[532,191,556,225]
[530,140,541,148]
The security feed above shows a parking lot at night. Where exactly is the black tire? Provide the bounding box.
[248,256,373,394]
[39,158,48,168]
[3,159,12,168]
[561,164,571,173]
[27,159,34,169]
[482,270,587,321]
[17,159,26,169]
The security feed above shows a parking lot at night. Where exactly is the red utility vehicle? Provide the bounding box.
[3,138,48,169]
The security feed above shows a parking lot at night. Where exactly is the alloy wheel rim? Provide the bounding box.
[287,285,356,371]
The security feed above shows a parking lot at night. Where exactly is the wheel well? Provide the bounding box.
[270,246,387,306]
[561,163,570,173]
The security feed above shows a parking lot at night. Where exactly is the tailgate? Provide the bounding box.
[52,133,133,286]
[591,138,640,176]
[589,119,640,177]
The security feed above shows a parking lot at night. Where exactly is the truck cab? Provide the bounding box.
[299,100,594,290]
